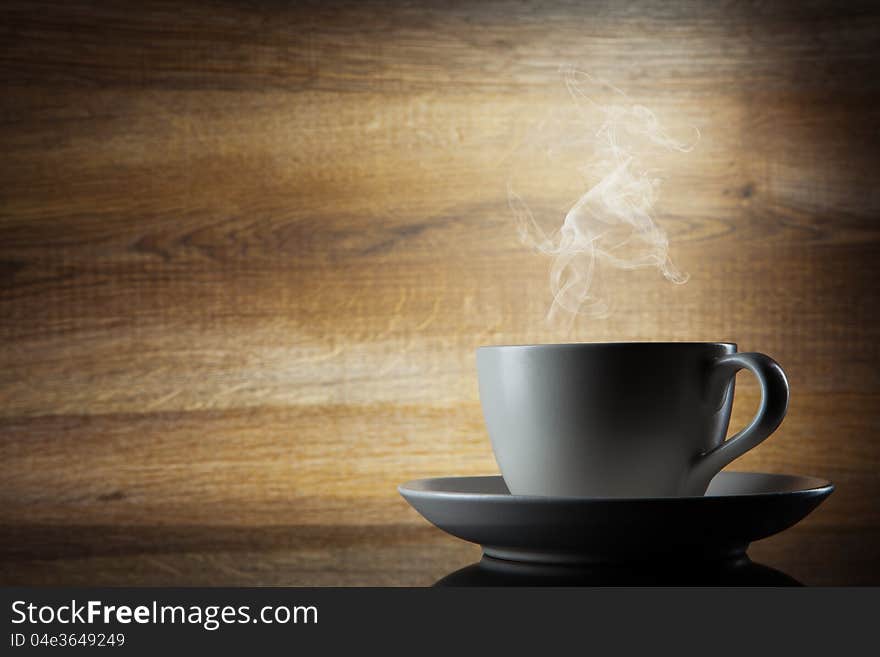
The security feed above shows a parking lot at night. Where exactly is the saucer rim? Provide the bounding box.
[398,471,834,503]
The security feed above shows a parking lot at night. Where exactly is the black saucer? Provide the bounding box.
[399,471,833,564]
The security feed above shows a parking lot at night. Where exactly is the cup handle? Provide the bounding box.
[688,352,790,492]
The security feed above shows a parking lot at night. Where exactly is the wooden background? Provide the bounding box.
[1,0,879,583]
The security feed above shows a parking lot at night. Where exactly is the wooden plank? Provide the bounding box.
[0,524,479,586]
[1,243,877,415]
[0,0,878,554]
[0,392,874,527]
[0,524,873,586]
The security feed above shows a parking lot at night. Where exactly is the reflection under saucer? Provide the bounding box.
[435,554,802,586]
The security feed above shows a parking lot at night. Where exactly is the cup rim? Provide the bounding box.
[477,341,737,350]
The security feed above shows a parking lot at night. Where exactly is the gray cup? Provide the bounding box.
[476,342,789,498]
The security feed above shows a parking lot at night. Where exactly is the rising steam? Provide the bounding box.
[508,67,698,325]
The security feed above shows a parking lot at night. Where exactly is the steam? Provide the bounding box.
[508,67,698,326]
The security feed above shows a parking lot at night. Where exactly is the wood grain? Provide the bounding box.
[0,524,874,586]
[1,0,879,582]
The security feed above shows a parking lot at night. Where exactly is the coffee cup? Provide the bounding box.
[476,342,788,498]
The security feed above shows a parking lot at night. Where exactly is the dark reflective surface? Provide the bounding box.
[436,554,802,586]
